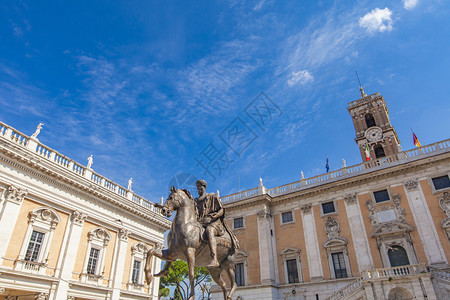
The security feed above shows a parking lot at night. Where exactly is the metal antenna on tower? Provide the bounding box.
[356,71,367,98]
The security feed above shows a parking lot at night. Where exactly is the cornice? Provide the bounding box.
[0,141,171,230]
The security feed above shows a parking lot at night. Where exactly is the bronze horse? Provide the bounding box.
[144,186,238,300]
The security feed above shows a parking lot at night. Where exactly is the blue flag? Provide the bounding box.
[326,157,330,172]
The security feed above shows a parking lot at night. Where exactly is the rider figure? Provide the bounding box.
[195,179,224,268]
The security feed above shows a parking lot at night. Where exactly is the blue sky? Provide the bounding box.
[1,0,449,202]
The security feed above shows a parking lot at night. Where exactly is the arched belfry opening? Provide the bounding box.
[374,145,385,158]
[365,113,376,128]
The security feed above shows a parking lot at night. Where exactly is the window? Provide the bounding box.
[24,231,45,262]
[87,248,100,275]
[388,246,410,267]
[374,189,390,203]
[432,175,450,191]
[286,259,299,283]
[234,217,244,229]
[132,260,141,283]
[235,263,245,286]
[322,201,335,214]
[16,207,61,275]
[374,145,385,158]
[365,113,376,128]
[331,252,347,278]
[282,211,293,223]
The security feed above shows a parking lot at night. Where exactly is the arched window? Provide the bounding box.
[388,245,410,267]
[365,113,376,128]
[374,145,385,158]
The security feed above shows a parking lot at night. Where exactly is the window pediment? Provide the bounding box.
[370,221,414,238]
[29,207,61,228]
[88,227,111,246]
[323,237,347,248]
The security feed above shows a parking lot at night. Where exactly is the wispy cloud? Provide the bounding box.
[287,70,314,86]
[359,8,393,33]
[403,0,419,10]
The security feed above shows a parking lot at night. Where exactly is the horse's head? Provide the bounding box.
[159,186,193,217]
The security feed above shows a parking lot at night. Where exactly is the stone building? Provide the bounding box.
[0,121,171,299]
[214,90,450,300]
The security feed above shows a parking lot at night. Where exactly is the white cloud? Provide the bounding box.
[359,8,393,32]
[403,0,419,10]
[287,70,314,86]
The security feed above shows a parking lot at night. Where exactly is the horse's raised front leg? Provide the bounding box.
[186,247,196,300]
[144,248,174,284]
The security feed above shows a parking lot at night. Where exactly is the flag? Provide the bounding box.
[412,131,421,147]
[326,157,330,172]
[365,145,371,161]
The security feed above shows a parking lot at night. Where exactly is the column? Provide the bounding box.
[111,228,130,300]
[256,205,276,285]
[0,185,27,265]
[344,193,374,272]
[52,211,87,300]
[403,180,447,265]
[151,243,163,299]
[300,203,323,280]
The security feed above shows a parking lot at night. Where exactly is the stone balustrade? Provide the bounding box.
[0,121,161,215]
[363,264,427,279]
[221,138,450,204]
[326,278,364,300]
[430,269,450,282]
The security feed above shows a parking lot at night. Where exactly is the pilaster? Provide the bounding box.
[111,228,130,300]
[300,203,323,280]
[256,205,276,285]
[403,179,447,265]
[52,210,87,300]
[0,185,27,265]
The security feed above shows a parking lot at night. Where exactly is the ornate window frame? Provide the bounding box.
[366,194,417,267]
[16,207,61,275]
[280,247,303,284]
[323,216,351,279]
[438,192,450,241]
[280,210,296,225]
[232,216,245,230]
[370,187,393,204]
[127,242,149,292]
[428,173,450,194]
[80,227,111,285]
[235,250,249,286]
[320,199,338,217]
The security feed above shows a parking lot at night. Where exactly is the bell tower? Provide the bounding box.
[347,86,401,162]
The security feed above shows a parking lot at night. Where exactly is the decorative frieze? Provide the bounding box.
[35,293,49,300]
[257,205,271,219]
[404,180,419,191]
[300,203,312,214]
[344,193,357,205]
[71,210,87,225]
[325,216,340,239]
[438,192,450,217]
[156,242,164,250]
[6,185,28,204]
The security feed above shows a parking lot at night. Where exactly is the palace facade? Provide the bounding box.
[0,121,171,299]
[214,91,450,300]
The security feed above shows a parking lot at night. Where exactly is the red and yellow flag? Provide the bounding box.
[412,131,421,147]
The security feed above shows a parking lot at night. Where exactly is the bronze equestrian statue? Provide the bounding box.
[144,180,240,300]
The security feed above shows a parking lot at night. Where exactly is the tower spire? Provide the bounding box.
[355,71,367,98]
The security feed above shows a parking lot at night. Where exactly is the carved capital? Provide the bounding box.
[67,297,75,300]
[71,210,87,226]
[344,193,357,205]
[119,228,130,242]
[325,216,340,239]
[6,185,28,204]
[155,242,164,250]
[257,206,271,219]
[300,203,312,214]
[35,293,49,300]
[0,288,5,294]
[404,180,418,191]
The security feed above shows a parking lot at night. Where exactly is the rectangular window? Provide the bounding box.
[332,252,348,278]
[234,217,244,229]
[24,231,45,262]
[286,259,299,283]
[374,189,390,203]
[132,260,141,283]
[87,248,100,275]
[282,211,293,223]
[432,175,450,191]
[235,263,245,286]
[322,201,335,214]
